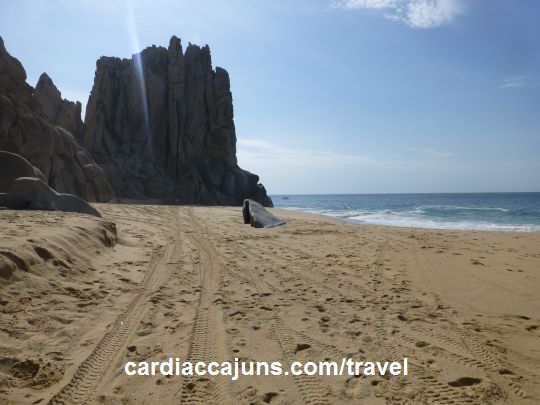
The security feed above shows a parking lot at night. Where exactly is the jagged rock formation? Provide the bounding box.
[35,73,85,139]
[0,37,113,202]
[83,36,272,206]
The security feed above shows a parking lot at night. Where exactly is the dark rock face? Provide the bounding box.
[0,37,114,202]
[83,36,272,206]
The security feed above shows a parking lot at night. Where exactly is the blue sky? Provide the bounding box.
[1,0,539,193]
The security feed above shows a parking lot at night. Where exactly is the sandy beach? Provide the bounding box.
[1,205,539,404]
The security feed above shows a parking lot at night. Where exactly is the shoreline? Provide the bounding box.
[272,206,540,233]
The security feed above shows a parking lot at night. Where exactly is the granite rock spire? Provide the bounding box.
[83,36,272,206]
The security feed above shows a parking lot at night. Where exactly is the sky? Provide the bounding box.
[1,0,539,194]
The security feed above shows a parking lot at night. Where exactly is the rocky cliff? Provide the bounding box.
[0,37,114,202]
[0,36,272,207]
[83,36,272,206]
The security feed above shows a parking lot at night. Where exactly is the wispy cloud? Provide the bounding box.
[237,139,397,169]
[334,0,463,28]
[237,139,473,193]
[238,139,455,172]
[500,75,528,89]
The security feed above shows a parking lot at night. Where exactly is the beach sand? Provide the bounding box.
[1,205,539,404]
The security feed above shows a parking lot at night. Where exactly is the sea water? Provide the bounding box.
[271,193,540,231]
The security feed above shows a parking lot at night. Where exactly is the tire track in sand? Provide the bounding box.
[189,211,330,404]
[48,208,182,405]
[178,207,234,405]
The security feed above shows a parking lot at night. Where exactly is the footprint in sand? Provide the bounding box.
[448,377,482,387]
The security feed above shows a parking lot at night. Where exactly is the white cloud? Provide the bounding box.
[500,75,528,89]
[339,0,400,9]
[335,0,463,28]
[407,147,454,159]
[405,0,462,28]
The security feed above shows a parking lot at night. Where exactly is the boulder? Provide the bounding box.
[5,177,58,210]
[0,150,46,192]
[4,177,101,217]
[242,199,285,229]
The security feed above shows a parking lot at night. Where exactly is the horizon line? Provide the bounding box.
[270,191,540,196]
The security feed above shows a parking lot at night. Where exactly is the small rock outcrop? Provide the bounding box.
[83,36,273,206]
[0,37,113,202]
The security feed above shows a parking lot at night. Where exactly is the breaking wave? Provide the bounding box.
[275,194,540,232]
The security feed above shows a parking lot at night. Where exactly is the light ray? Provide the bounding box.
[126,0,152,156]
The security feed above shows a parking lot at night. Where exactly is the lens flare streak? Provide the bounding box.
[127,0,152,156]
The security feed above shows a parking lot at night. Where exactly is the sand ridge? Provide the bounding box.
[0,205,539,404]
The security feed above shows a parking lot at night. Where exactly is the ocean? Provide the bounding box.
[271,193,540,231]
